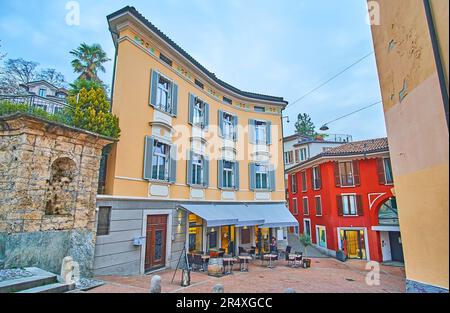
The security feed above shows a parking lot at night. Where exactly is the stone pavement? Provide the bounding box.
[90,258,406,293]
[287,233,328,258]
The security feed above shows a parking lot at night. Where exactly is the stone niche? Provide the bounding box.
[0,113,114,276]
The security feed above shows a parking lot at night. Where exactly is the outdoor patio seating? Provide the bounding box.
[222,254,234,275]
[193,254,204,272]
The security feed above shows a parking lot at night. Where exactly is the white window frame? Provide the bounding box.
[337,227,370,261]
[38,88,47,97]
[339,161,355,187]
[300,148,307,161]
[303,197,309,216]
[383,157,394,185]
[152,140,170,181]
[255,120,267,145]
[303,218,312,238]
[315,195,323,216]
[193,98,205,127]
[313,166,321,190]
[156,75,173,114]
[255,163,269,190]
[341,193,358,216]
[222,112,235,140]
[222,160,235,189]
[191,153,204,186]
[292,198,299,215]
[315,225,327,249]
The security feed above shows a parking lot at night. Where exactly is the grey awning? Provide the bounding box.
[179,203,298,228]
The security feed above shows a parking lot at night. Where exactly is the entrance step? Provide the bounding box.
[18,282,75,294]
[0,268,57,293]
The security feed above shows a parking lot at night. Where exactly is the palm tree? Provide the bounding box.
[70,43,110,82]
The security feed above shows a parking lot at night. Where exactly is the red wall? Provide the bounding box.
[288,158,394,262]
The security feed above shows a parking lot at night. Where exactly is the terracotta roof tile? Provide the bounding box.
[321,137,389,155]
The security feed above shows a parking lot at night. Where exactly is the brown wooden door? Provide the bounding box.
[145,215,168,272]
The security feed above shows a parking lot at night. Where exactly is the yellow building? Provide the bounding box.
[93,6,297,275]
[368,0,448,292]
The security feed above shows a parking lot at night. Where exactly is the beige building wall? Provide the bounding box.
[369,0,449,292]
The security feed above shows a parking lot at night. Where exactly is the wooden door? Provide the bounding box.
[145,215,168,272]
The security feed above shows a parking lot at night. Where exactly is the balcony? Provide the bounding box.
[0,94,69,115]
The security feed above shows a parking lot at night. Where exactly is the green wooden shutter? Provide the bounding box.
[234,161,240,190]
[188,93,195,125]
[203,156,210,187]
[171,83,178,117]
[169,144,177,183]
[269,165,276,191]
[143,136,154,180]
[218,110,224,137]
[186,150,193,185]
[149,70,159,107]
[249,119,256,144]
[249,163,256,190]
[233,115,238,141]
[203,102,209,129]
[218,159,224,189]
[266,121,272,145]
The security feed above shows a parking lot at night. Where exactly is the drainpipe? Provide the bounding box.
[423,0,449,130]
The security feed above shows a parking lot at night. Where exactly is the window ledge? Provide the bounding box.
[189,184,208,190]
[149,121,174,132]
[147,179,173,185]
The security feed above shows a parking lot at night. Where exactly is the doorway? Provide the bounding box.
[145,215,168,272]
[341,229,367,260]
[389,232,404,262]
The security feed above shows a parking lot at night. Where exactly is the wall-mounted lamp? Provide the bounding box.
[282,116,290,123]
[319,124,330,131]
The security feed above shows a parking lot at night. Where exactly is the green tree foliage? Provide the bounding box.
[70,43,110,82]
[295,113,316,137]
[67,87,120,138]
[69,79,105,96]
[299,234,312,258]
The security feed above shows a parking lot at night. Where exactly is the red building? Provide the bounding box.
[286,138,404,263]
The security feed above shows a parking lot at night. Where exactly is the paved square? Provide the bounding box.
[90,258,405,293]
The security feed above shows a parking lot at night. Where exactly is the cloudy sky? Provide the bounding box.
[0,0,386,140]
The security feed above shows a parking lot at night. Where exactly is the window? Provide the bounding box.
[315,196,323,216]
[159,53,173,66]
[292,198,299,215]
[38,88,47,97]
[255,164,269,189]
[300,148,307,161]
[193,98,205,126]
[223,96,233,105]
[316,226,327,248]
[301,171,307,192]
[207,228,218,249]
[156,76,172,113]
[222,161,234,189]
[241,228,251,245]
[254,106,265,113]
[189,214,203,253]
[384,158,394,184]
[342,195,357,216]
[294,150,300,163]
[339,162,354,187]
[303,197,309,215]
[291,174,298,193]
[191,153,204,186]
[255,121,267,144]
[222,112,235,140]
[195,79,204,89]
[152,140,170,181]
[97,207,112,236]
[312,166,321,190]
[284,152,294,165]
[378,198,399,225]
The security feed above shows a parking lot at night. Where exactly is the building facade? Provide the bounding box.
[94,6,297,276]
[286,138,403,263]
[369,0,448,292]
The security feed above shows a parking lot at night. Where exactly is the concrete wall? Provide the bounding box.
[369,0,449,292]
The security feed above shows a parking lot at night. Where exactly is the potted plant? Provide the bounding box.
[299,234,312,268]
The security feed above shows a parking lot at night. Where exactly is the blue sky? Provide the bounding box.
[0,0,386,140]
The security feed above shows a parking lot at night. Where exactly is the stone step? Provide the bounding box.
[0,268,57,293]
[18,282,75,294]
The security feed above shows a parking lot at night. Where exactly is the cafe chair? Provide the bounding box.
[193,254,204,272]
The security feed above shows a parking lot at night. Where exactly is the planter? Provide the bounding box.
[336,250,347,262]
[303,259,311,268]
[208,258,224,278]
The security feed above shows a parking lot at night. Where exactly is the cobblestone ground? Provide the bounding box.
[90,258,406,293]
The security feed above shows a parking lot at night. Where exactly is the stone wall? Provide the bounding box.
[0,113,113,276]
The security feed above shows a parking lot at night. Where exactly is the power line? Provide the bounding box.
[286,51,375,109]
[319,100,382,129]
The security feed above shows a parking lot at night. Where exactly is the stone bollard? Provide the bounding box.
[284,288,296,293]
[60,256,74,284]
[212,284,224,293]
[150,275,162,293]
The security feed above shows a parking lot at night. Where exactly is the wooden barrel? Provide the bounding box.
[208,258,224,278]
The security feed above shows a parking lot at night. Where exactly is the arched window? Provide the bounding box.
[378,197,399,226]
[45,157,77,216]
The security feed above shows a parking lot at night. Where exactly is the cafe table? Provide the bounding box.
[237,256,252,272]
[263,254,278,269]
